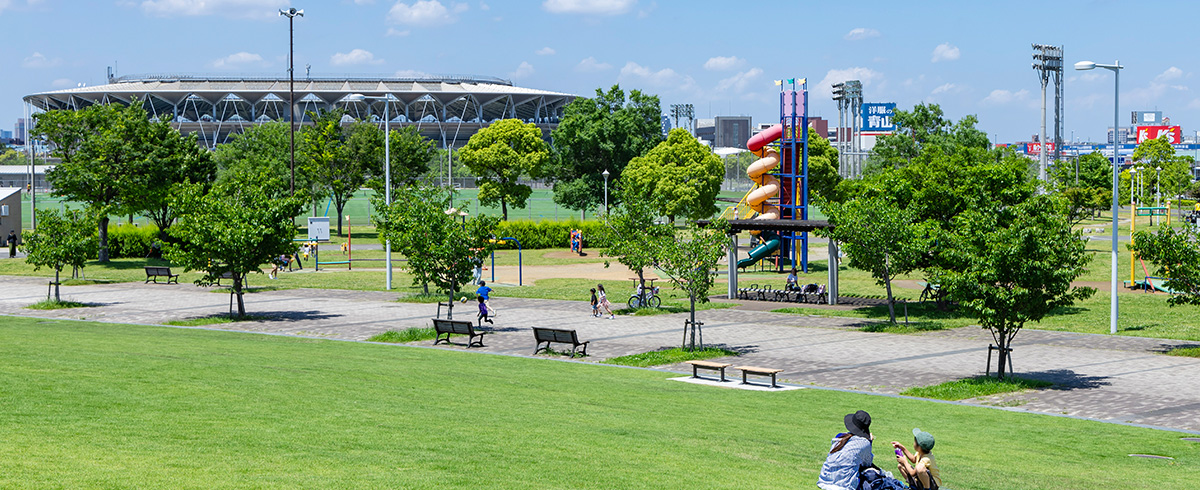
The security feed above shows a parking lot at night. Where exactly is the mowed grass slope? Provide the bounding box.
[1,317,1196,489]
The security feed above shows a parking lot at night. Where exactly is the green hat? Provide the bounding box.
[913,428,935,451]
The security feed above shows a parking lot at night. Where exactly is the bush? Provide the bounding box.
[104,224,160,259]
[492,219,610,250]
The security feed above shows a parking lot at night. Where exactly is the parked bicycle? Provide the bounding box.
[628,281,662,309]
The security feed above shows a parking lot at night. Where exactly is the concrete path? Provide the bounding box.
[2,275,1198,433]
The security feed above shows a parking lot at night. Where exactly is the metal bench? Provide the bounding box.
[432,318,487,348]
[684,360,732,382]
[144,266,179,284]
[532,327,589,358]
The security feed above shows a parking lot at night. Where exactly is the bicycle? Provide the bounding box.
[628,284,662,309]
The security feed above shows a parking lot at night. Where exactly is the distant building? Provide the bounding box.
[1108,127,1134,145]
[713,116,752,149]
[661,115,672,138]
[12,119,27,145]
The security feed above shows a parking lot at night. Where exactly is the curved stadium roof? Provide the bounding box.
[23,74,577,148]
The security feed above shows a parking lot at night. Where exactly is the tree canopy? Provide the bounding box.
[549,85,663,215]
[1131,136,1194,201]
[1130,226,1200,307]
[300,110,379,236]
[621,128,723,222]
[601,188,675,294]
[214,122,296,200]
[650,219,729,350]
[458,119,549,220]
[867,103,991,173]
[1050,152,1112,223]
[366,125,437,196]
[22,209,96,301]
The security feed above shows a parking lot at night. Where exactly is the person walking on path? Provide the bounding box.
[6,230,16,259]
[476,296,493,326]
[476,281,494,316]
[590,288,600,317]
[892,429,941,490]
[597,283,614,319]
[818,410,875,490]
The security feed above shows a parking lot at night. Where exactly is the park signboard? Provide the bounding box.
[308,217,330,241]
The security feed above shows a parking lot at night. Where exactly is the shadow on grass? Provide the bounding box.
[25,299,107,310]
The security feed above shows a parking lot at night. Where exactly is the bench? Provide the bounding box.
[214,271,246,287]
[734,365,784,388]
[144,266,179,284]
[432,318,487,348]
[684,360,732,382]
[532,327,590,358]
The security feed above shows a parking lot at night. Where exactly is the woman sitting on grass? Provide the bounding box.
[818,410,874,490]
[892,428,940,490]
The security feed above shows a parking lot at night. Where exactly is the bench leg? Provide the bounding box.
[742,370,748,385]
[719,367,726,383]
[692,364,699,379]
[770,373,777,388]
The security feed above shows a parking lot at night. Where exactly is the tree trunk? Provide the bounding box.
[882,262,897,323]
[996,331,1009,380]
[637,269,646,307]
[233,275,246,318]
[54,269,60,302]
[423,281,429,295]
[335,198,346,237]
[501,199,508,221]
[447,289,454,320]
[97,216,110,263]
[688,292,698,351]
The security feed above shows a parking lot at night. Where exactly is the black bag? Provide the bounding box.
[859,465,907,490]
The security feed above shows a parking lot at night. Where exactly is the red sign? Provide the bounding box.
[1025,142,1056,155]
[1136,126,1182,144]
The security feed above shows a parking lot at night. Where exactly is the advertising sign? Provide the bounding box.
[1024,142,1056,155]
[307,217,330,241]
[1136,125,1182,144]
[861,103,896,132]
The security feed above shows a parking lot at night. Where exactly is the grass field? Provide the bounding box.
[0,316,1195,489]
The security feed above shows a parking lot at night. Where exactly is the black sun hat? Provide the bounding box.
[843,410,872,439]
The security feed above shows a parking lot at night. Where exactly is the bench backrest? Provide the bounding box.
[532,327,579,344]
[432,319,475,335]
[145,266,171,275]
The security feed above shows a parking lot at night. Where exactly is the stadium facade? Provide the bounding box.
[22,74,576,148]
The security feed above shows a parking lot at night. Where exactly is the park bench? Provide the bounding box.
[532,327,590,358]
[734,365,784,388]
[214,271,245,287]
[684,360,732,382]
[736,283,757,300]
[432,318,487,348]
[144,266,179,284]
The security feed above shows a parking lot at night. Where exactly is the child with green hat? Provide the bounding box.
[892,428,941,490]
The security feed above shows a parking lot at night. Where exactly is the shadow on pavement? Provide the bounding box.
[1024,369,1112,390]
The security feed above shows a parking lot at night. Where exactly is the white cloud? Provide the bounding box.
[479,1,489,10]
[618,61,696,91]
[388,0,466,25]
[386,28,411,36]
[1155,66,1184,83]
[510,61,535,79]
[814,67,883,98]
[211,51,264,69]
[981,89,1029,105]
[543,0,634,15]
[576,56,612,72]
[703,56,743,71]
[331,49,384,65]
[931,83,957,95]
[536,47,556,56]
[844,27,880,41]
[21,52,60,68]
[137,0,290,19]
[716,68,763,92]
[50,78,75,89]
[931,43,960,63]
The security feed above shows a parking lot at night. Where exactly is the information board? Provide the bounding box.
[308,217,330,241]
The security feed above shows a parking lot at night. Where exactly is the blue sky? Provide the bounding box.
[3,0,1197,143]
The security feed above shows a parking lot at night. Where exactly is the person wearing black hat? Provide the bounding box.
[893,428,941,489]
[817,410,875,490]
[6,230,16,259]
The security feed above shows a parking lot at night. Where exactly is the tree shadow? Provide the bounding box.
[709,342,759,355]
[241,310,343,322]
[1020,369,1111,390]
[1150,342,1200,354]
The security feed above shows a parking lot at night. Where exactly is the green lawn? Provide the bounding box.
[0,316,1195,488]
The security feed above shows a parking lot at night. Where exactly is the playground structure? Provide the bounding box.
[1125,202,1179,294]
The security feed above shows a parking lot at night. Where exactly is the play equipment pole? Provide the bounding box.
[347,216,352,271]
[502,237,522,286]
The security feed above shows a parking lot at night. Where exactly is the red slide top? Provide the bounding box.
[746,123,782,152]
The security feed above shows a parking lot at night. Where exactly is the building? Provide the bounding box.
[12,119,27,145]
[660,115,672,138]
[22,74,577,149]
[0,188,21,241]
[713,116,752,149]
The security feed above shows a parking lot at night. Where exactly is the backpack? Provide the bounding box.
[859,466,907,490]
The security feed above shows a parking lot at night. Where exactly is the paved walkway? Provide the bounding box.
[2,275,1199,433]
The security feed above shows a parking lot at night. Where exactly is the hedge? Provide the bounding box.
[101,224,160,259]
[491,219,610,250]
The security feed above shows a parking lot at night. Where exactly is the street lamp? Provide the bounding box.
[1075,59,1123,335]
[347,93,395,290]
[279,7,303,196]
[602,169,610,215]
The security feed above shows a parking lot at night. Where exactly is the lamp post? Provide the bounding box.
[279,7,303,196]
[347,93,394,290]
[1075,59,1123,335]
[602,169,610,215]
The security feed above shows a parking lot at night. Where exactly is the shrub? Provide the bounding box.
[104,224,160,259]
[492,219,610,250]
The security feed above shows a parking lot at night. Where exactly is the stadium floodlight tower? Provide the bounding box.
[670,103,695,135]
[280,7,304,196]
[1032,43,1064,190]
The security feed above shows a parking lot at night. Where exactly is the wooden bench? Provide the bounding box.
[532,327,590,358]
[144,266,179,284]
[432,318,487,348]
[214,271,243,287]
[734,365,784,388]
[684,360,732,382]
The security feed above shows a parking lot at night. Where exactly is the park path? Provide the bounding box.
[1,275,1198,433]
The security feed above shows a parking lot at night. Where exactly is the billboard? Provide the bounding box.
[1132,111,1162,125]
[1136,125,1182,144]
[861,103,896,132]
[1024,142,1056,155]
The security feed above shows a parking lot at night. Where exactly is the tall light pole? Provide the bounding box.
[602,169,610,215]
[1075,59,1123,335]
[348,93,395,290]
[280,7,303,196]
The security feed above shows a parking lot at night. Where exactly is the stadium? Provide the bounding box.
[22,73,577,148]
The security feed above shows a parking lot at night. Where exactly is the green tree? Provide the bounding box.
[868,103,990,172]
[458,119,550,220]
[1050,152,1113,222]
[373,185,499,318]
[1131,136,1194,200]
[366,125,437,196]
[166,178,305,318]
[935,195,1094,379]
[1130,226,1200,307]
[621,128,723,222]
[820,195,926,322]
[134,121,216,237]
[550,85,663,216]
[806,127,842,200]
[601,188,675,299]
[650,220,729,350]
[214,122,296,199]
[22,209,97,301]
[300,110,379,236]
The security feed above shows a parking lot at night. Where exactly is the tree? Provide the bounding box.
[1131,136,1194,200]
[166,178,305,318]
[821,195,926,323]
[458,119,549,220]
[300,110,378,236]
[868,103,990,172]
[1050,152,1112,222]
[133,120,216,237]
[621,128,723,222]
[214,122,295,199]
[373,185,499,318]
[935,195,1094,379]
[651,220,729,350]
[806,127,842,200]
[1130,226,1200,307]
[601,188,675,299]
[550,85,663,216]
[22,209,96,301]
[366,125,437,196]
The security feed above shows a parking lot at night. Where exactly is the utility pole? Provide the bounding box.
[280,7,304,196]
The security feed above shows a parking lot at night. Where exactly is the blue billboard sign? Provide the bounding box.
[861,103,896,132]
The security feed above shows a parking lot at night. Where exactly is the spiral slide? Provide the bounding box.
[735,124,783,269]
